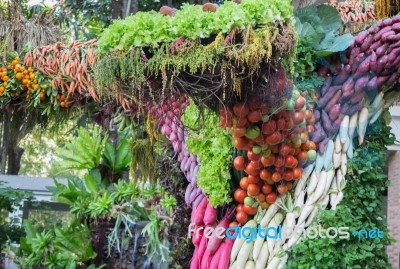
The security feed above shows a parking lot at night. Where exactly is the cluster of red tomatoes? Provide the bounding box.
[220,89,317,225]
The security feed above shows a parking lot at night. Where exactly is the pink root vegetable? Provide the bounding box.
[200,250,213,269]
[194,197,208,226]
[206,209,235,255]
[190,247,200,269]
[209,241,224,269]
[203,202,218,226]
[217,239,235,269]
[192,228,204,247]
[197,235,208,267]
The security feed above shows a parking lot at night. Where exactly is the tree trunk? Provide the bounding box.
[7,146,23,175]
[111,0,123,20]
[1,114,9,174]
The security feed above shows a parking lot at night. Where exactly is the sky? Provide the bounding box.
[27,0,56,6]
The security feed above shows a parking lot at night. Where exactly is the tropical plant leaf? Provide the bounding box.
[54,126,105,173]
[316,33,354,55]
[84,168,101,193]
[102,139,131,172]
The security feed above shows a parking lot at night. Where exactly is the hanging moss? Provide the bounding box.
[93,23,296,111]
[130,138,158,186]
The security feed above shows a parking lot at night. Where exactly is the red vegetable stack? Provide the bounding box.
[190,197,234,269]
[314,15,400,151]
[220,89,317,225]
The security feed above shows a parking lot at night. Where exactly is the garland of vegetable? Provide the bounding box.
[1,1,400,268]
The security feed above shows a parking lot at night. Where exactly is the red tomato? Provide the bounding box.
[245,163,260,176]
[247,151,261,161]
[247,110,262,123]
[257,193,266,202]
[243,204,258,215]
[294,97,305,110]
[233,103,249,117]
[236,211,248,224]
[266,192,278,204]
[236,204,244,212]
[233,127,247,137]
[261,184,273,194]
[285,181,293,191]
[220,117,233,128]
[236,116,248,128]
[271,172,282,182]
[307,115,316,125]
[234,189,247,203]
[292,111,305,124]
[240,177,249,190]
[234,137,248,150]
[284,169,294,181]
[259,169,272,180]
[274,156,285,168]
[279,144,291,156]
[284,119,293,131]
[297,151,309,163]
[250,160,263,169]
[248,175,260,184]
[304,110,313,120]
[285,155,297,168]
[301,141,311,150]
[277,118,286,130]
[220,108,233,120]
[265,131,282,145]
[277,184,287,195]
[309,141,317,150]
[261,155,275,167]
[262,120,277,134]
[247,184,260,196]
[293,167,302,179]
[233,156,247,170]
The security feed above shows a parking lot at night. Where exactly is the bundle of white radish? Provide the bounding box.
[357,107,369,145]
[331,170,346,210]
[230,209,266,267]
[230,219,258,265]
[266,248,286,269]
[275,194,297,246]
[266,212,284,262]
[368,92,384,124]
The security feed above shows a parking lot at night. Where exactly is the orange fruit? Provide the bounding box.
[15,73,23,80]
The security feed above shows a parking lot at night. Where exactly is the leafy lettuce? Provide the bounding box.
[182,102,233,207]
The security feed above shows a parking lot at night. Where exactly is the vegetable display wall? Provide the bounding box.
[1,0,400,268]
